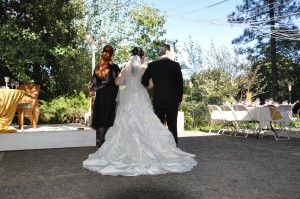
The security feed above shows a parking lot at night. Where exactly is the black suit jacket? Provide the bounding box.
[292,102,300,114]
[142,57,183,108]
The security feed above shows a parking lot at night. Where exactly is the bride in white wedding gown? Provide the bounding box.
[83,47,197,176]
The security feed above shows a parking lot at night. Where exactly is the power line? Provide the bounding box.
[165,0,298,25]
[165,0,293,19]
[165,0,200,12]
[170,13,300,41]
[167,0,228,17]
[229,0,295,20]
[171,10,300,27]
[169,7,300,27]
[152,0,300,41]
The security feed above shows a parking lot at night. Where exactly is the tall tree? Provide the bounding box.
[183,41,244,103]
[179,36,203,77]
[1,0,167,100]
[228,0,300,101]
[85,0,166,64]
[0,0,89,100]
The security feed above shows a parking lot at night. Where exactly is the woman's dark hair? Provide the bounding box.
[131,47,145,57]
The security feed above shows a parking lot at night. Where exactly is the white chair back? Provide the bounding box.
[207,105,224,134]
[220,105,236,122]
[232,104,253,121]
[207,105,223,120]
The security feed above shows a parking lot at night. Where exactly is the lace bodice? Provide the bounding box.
[123,67,144,91]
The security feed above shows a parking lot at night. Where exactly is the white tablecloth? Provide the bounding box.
[219,105,291,129]
[247,106,291,128]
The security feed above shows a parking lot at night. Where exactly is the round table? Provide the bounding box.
[0,89,25,133]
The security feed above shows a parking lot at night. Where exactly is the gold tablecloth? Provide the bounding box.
[0,89,25,133]
[269,107,282,120]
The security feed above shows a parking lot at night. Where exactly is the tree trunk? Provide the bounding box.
[269,0,279,101]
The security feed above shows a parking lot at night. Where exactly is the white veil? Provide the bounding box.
[116,55,142,108]
[118,55,141,85]
[124,55,141,77]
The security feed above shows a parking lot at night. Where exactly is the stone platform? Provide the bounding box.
[0,124,95,151]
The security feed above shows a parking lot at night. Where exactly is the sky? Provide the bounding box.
[146,0,246,50]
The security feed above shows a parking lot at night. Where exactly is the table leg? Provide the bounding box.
[269,122,279,138]
[256,122,280,139]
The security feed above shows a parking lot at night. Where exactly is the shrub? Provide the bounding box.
[39,91,90,124]
[180,101,211,131]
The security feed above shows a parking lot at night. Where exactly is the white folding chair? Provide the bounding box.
[207,105,224,134]
[220,105,238,136]
[232,104,258,138]
[269,105,292,141]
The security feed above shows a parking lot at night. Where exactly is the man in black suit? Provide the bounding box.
[142,44,183,146]
[292,101,300,118]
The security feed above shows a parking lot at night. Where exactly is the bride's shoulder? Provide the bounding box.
[141,64,147,69]
[141,64,149,75]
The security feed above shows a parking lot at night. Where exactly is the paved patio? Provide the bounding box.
[0,125,300,199]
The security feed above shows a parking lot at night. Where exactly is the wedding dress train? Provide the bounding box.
[83,56,197,176]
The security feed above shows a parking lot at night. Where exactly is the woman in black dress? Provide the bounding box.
[90,44,120,147]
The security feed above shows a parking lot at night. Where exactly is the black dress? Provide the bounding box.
[91,64,120,129]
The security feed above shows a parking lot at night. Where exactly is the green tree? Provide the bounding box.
[180,39,269,128]
[180,41,248,128]
[233,64,268,101]
[0,0,90,100]
[228,0,300,101]
[85,0,166,64]
[179,36,203,76]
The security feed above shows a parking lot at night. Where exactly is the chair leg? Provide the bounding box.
[32,117,37,128]
[17,109,24,130]
[32,110,37,128]
[208,122,213,134]
[234,121,249,138]
[33,106,39,128]
[271,122,290,141]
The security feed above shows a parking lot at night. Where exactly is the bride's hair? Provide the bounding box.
[95,44,114,79]
[131,47,144,58]
[124,47,145,76]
